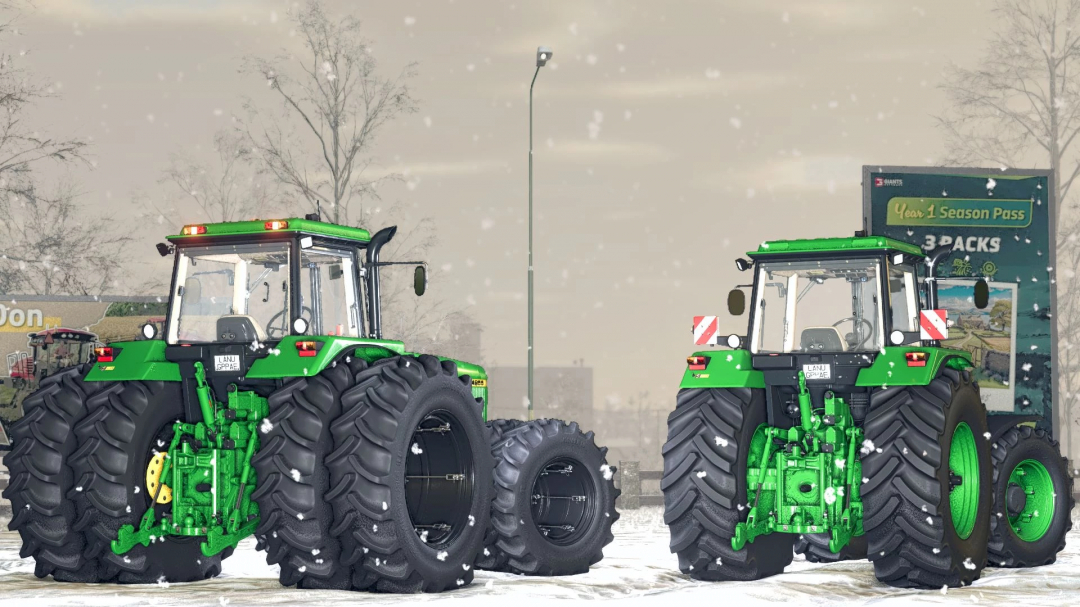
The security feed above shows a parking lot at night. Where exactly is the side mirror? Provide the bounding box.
[974,279,990,310]
[156,243,173,257]
[727,289,746,316]
[735,258,752,272]
[414,265,427,297]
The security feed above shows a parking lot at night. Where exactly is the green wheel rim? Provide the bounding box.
[949,422,980,540]
[1007,459,1055,542]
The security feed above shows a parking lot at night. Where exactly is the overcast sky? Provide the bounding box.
[17,0,1005,412]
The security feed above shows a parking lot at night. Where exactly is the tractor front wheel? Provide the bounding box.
[987,426,1074,567]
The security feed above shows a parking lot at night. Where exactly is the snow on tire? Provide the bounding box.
[662,387,794,581]
[987,425,1074,567]
[251,355,368,589]
[326,354,494,593]
[486,419,619,575]
[861,366,992,588]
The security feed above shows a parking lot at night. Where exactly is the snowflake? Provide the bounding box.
[714,436,729,448]
[411,442,424,455]
[156,575,170,588]
[290,469,301,482]
[600,464,614,480]
[824,487,837,505]
[260,418,273,434]
[297,513,304,520]
[963,557,976,570]
[298,565,307,573]
[468,514,476,527]
[696,470,707,479]
[382,502,388,511]
[437,551,449,561]
[859,439,876,455]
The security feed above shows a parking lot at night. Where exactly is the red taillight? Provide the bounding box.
[265,220,289,231]
[687,355,709,370]
[94,347,114,362]
[906,351,928,367]
[181,225,207,236]
[296,341,318,357]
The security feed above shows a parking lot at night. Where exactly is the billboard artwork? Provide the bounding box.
[863,166,1056,432]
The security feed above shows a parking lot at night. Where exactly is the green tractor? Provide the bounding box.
[2,216,618,592]
[664,234,1073,588]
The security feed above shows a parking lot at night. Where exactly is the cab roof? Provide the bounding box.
[167,218,371,243]
[748,235,924,258]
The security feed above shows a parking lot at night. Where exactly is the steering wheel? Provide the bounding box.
[266,306,314,340]
[832,317,874,349]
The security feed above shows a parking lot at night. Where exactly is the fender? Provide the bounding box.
[856,346,972,387]
[679,349,766,390]
[84,340,181,382]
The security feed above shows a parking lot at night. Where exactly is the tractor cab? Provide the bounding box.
[17,328,98,386]
[727,234,989,358]
[158,215,425,346]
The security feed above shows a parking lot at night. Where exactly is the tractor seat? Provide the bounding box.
[800,327,847,352]
[217,315,269,343]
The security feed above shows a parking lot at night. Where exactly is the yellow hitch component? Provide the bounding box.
[146,451,172,504]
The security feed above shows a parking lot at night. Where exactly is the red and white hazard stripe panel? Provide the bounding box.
[693,316,719,346]
[919,309,949,340]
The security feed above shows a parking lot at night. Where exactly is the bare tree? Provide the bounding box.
[936,0,1080,462]
[158,130,281,224]
[0,179,132,295]
[0,2,132,296]
[238,0,417,225]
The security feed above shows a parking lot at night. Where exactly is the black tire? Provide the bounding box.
[662,387,794,581]
[794,532,868,563]
[475,418,529,571]
[326,354,494,593]
[485,418,618,575]
[70,380,228,583]
[2,364,105,581]
[862,367,992,588]
[251,355,369,589]
[987,425,1074,567]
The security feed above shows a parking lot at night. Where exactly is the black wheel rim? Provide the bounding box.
[405,410,475,548]
[530,457,596,546]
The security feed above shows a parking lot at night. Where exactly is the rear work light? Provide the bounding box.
[181,225,207,235]
[687,356,709,370]
[94,346,115,362]
[905,351,928,367]
[264,220,289,230]
[296,341,318,357]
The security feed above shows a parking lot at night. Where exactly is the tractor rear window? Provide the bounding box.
[750,258,885,354]
[167,243,292,344]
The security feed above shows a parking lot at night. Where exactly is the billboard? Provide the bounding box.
[0,295,167,423]
[862,167,1057,435]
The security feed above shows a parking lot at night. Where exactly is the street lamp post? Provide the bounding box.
[528,46,552,422]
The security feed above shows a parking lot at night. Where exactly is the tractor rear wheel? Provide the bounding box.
[662,387,794,581]
[484,419,619,575]
[794,532,868,563]
[862,367,992,588]
[326,355,493,593]
[987,426,1074,567]
[2,364,104,581]
[70,380,229,583]
[251,355,369,589]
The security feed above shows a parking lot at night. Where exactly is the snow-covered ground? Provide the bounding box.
[1,506,1079,606]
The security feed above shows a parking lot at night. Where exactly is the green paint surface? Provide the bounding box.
[168,218,371,243]
[84,340,181,382]
[949,421,980,540]
[679,349,765,389]
[749,235,924,258]
[855,347,971,387]
[885,197,1032,228]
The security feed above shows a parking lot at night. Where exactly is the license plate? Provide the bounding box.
[802,364,831,380]
[214,355,240,372]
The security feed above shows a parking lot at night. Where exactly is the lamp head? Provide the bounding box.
[536,46,553,67]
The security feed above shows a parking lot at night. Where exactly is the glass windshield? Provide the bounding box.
[888,263,919,333]
[167,243,291,344]
[300,247,362,337]
[750,258,884,353]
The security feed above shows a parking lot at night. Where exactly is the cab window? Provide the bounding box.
[300,247,361,337]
